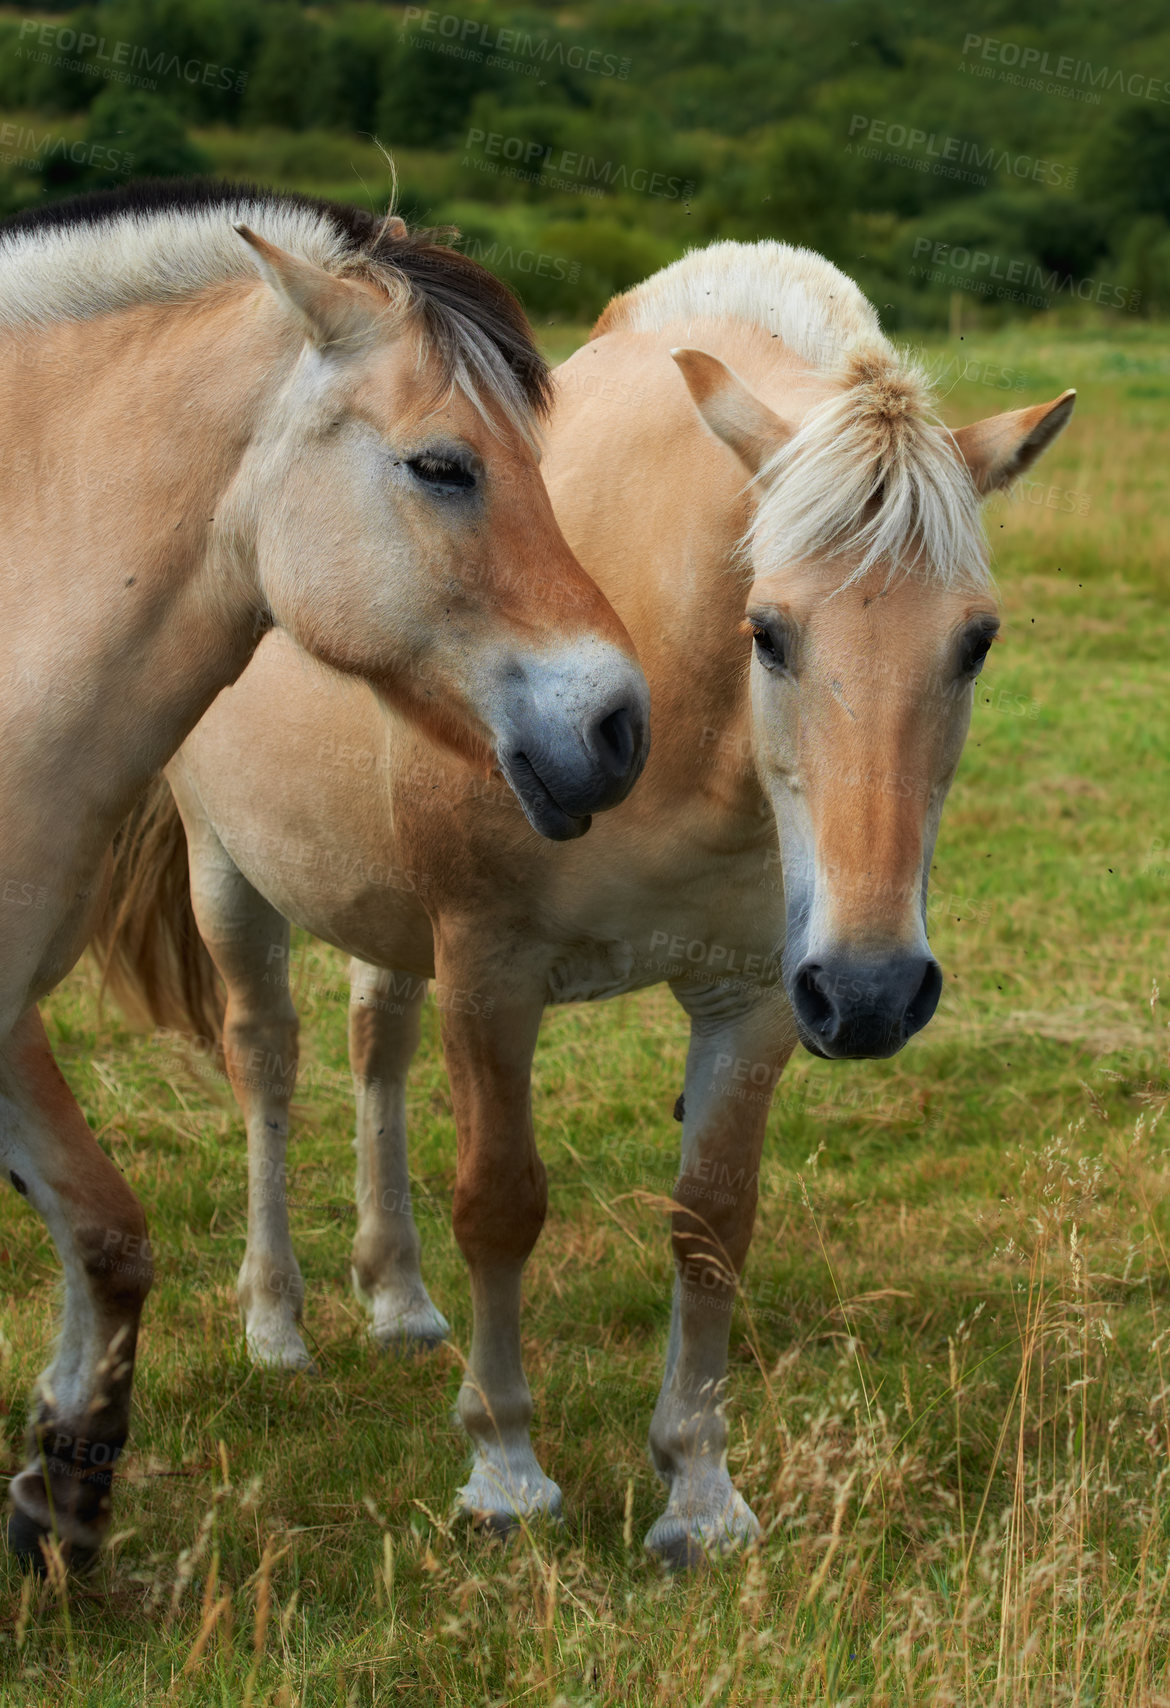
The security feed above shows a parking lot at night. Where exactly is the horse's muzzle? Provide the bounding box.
[497,646,650,840]
[787,952,942,1059]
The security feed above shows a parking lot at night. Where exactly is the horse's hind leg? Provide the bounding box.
[175,794,309,1370]
[645,981,796,1568]
[348,957,448,1351]
[2,1007,153,1567]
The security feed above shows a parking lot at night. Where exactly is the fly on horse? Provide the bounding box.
[0,179,648,1567]
[99,238,1074,1565]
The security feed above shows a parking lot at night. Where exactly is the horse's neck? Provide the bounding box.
[548,329,766,822]
[0,289,282,841]
[651,572,761,829]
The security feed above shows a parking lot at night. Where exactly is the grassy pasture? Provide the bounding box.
[1,323,1169,1705]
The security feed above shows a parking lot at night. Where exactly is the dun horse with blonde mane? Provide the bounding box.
[102,238,1074,1565]
[0,180,649,1567]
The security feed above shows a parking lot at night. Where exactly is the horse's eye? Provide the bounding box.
[750,623,787,673]
[406,455,476,492]
[960,628,996,677]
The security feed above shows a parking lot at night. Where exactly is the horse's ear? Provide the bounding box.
[234,225,381,351]
[951,390,1076,496]
[671,348,793,476]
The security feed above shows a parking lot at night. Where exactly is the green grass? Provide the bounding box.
[2,326,1169,1704]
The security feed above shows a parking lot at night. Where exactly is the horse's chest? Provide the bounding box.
[543,861,785,1006]
[546,938,640,1004]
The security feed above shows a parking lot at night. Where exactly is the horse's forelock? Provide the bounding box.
[588,241,988,593]
[749,342,990,594]
[348,227,551,447]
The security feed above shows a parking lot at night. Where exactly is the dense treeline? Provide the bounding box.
[0,0,1167,324]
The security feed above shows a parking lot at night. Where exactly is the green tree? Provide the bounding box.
[40,86,208,194]
[737,123,854,259]
[1083,103,1170,223]
[6,5,108,115]
[310,6,396,134]
[112,0,262,124]
[377,23,508,148]
[244,5,323,130]
[1116,216,1170,317]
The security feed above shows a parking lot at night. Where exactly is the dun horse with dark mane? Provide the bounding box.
[0,181,648,1566]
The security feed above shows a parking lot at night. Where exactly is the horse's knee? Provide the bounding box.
[75,1211,154,1314]
[453,1152,547,1268]
[223,1015,298,1100]
[349,991,420,1080]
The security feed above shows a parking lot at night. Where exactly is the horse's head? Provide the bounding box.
[674,343,1073,1058]
[232,224,648,841]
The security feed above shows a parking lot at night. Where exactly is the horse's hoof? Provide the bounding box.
[644,1488,761,1571]
[644,1525,710,1572]
[370,1326,448,1358]
[246,1328,316,1373]
[467,1505,520,1538]
[6,1509,97,1576]
[457,1467,563,1534]
[367,1293,450,1357]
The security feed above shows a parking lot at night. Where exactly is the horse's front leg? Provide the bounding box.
[645,980,796,1567]
[2,1007,154,1568]
[435,944,559,1528]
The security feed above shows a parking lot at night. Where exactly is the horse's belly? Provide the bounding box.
[221,836,435,979]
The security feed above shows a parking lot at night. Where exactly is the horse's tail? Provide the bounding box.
[91,776,224,1047]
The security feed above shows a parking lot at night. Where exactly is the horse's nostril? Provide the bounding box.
[796,963,834,1032]
[904,958,943,1036]
[596,706,635,776]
